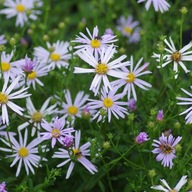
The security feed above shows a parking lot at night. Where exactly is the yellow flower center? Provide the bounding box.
[68,105,78,115]
[27,71,37,80]
[124,26,133,34]
[126,72,135,83]
[103,98,113,108]
[160,144,173,154]
[95,63,108,75]
[171,51,181,62]
[1,62,10,72]
[169,190,176,192]
[50,53,61,62]
[16,4,25,12]
[90,39,101,48]
[73,148,82,158]
[18,147,29,158]
[0,92,8,104]
[51,128,61,138]
[32,111,43,122]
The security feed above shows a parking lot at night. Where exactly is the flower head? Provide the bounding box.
[0,35,7,45]
[151,175,188,191]
[138,0,170,13]
[153,37,192,79]
[127,98,137,111]
[22,55,36,73]
[0,181,7,192]
[135,132,149,144]
[152,133,182,169]
[156,110,164,121]
[52,130,97,179]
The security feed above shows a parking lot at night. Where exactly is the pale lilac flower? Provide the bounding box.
[72,25,117,59]
[135,132,149,144]
[63,135,73,148]
[52,130,97,179]
[105,28,114,36]
[176,86,192,124]
[34,40,71,70]
[151,175,188,191]
[152,133,182,169]
[21,55,36,73]
[116,16,140,43]
[153,37,192,79]
[128,98,136,111]
[0,76,30,125]
[0,0,42,27]
[0,129,46,177]
[0,181,7,192]
[74,44,129,96]
[40,117,74,148]
[138,0,170,13]
[1,51,23,80]
[88,86,128,122]
[112,56,152,101]
[156,110,164,121]
[0,35,7,45]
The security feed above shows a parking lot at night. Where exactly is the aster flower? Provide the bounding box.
[116,15,141,43]
[151,175,188,191]
[0,35,7,45]
[153,37,192,79]
[0,181,7,192]
[74,44,129,96]
[0,75,30,125]
[21,55,36,73]
[34,40,71,70]
[1,51,23,80]
[72,25,117,59]
[58,90,89,124]
[52,130,97,179]
[40,117,74,148]
[152,133,182,169]
[0,129,46,177]
[127,98,136,111]
[176,86,192,124]
[135,132,149,144]
[138,0,170,13]
[156,110,164,121]
[88,86,128,122]
[112,56,152,101]
[0,0,42,27]
[18,97,57,136]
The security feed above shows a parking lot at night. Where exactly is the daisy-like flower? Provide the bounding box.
[0,181,7,192]
[0,35,7,45]
[0,75,30,125]
[0,129,46,177]
[88,86,128,122]
[18,97,57,136]
[116,16,141,43]
[34,40,71,70]
[1,51,23,80]
[176,86,192,124]
[138,0,170,13]
[152,133,182,169]
[0,0,42,27]
[135,132,149,144]
[40,117,74,148]
[74,44,129,96]
[151,175,188,191]
[52,130,97,179]
[58,90,89,124]
[153,37,192,79]
[72,25,118,59]
[112,56,152,101]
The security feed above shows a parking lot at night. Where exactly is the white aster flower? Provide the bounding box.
[72,25,118,59]
[0,76,30,125]
[112,56,152,101]
[116,15,141,43]
[18,97,57,136]
[74,44,129,95]
[34,40,71,70]
[153,37,192,79]
[0,0,42,27]
[0,35,7,45]
[0,129,46,177]
[88,86,128,122]
[151,175,188,191]
[52,130,97,179]
[176,86,192,124]
[138,0,170,13]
